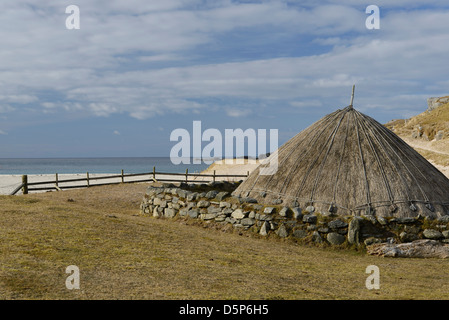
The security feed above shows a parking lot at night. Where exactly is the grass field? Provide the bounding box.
[1,183,449,300]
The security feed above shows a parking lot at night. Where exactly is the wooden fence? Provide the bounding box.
[10,167,249,195]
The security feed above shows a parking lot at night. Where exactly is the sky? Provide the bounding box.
[0,0,449,158]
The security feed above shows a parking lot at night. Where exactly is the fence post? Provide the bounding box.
[121,169,124,183]
[153,166,156,181]
[22,175,28,195]
[185,168,188,183]
[86,172,90,187]
[213,170,216,183]
[54,173,62,191]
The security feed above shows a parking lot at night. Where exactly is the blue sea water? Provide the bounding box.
[0,157,209,175]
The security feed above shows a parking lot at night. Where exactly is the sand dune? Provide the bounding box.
[200,158,260,177]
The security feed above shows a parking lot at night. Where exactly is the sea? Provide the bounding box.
[0,157,210,175]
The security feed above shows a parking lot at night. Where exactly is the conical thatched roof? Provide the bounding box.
[233,105,449,218]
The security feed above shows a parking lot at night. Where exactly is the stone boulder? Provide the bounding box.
[231,209,246,219]
[328,219,348,229]
[263,207,275,214]
[327,232,346,245]
[423,229,444,240]
[347,217,362,245]
[291,207,302,220]
[276,224,288,238]
[196,200,210,208]
[259,221,270,236]
[302,214,317,224]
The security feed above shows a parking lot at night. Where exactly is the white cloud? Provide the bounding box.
[89,103,118,117]
[0,129,7,135]
[138,54,181,62]
[0,105,15,113]
[310,74,363,88]
[0,95,38,104]
[290,100,323,108]
[0,1,448,123]
[41,102,56,109]
[226,108,252,118]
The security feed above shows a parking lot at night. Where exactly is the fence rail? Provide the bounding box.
[10,167,249,195]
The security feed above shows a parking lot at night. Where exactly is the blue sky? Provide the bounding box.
[1,0,449,158]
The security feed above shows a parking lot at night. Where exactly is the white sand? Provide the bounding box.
[0,163,256,195]
[0,173,131,195]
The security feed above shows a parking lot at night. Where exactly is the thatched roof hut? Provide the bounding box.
[232,104,449,218]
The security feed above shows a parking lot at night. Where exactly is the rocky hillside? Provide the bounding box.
[386,96,449,141]
[385,97,449,178]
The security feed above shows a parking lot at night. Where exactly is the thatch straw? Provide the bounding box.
[233,106,449,218]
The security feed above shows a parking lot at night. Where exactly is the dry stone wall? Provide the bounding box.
[140,182,449,248]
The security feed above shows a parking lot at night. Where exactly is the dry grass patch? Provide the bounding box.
[2,183,449,299]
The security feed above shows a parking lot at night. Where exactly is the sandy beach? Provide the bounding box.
[0,173,204,195]
[0,160,257,195]
[0,174,128,195]
[2,154,447,196]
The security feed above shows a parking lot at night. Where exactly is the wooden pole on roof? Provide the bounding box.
[349,84,355,107]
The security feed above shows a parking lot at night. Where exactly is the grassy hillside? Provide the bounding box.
[2,183,449,300]
[386,99,449,141]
